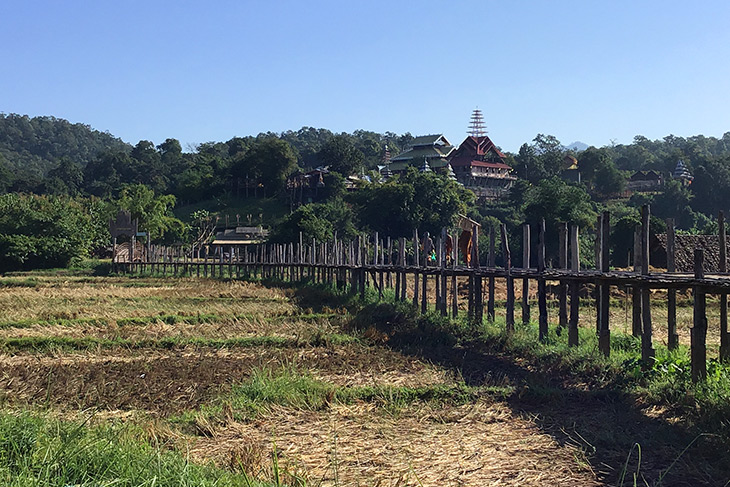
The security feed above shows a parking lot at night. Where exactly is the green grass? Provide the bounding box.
[0,317,110,330]
[176,366,512,428]
[0,411,280,486]
[288,281,730,438]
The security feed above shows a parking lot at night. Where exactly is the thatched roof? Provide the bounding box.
[654,234,725,273]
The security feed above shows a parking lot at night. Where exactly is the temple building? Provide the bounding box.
[448,109,516,199]
[389,134,454,173]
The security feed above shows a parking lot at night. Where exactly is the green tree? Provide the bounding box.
[522,178,596,229]
[117,184,186,243]
[83,151,131,197]
[238,138,298,197]
[350,168,471,237]
[270,198,356,242]
[0,194,96,271]
[0,154,14,193]
[319,135,365,176]
[593,161,626,196]
[653,180,696,229]
[43,157,84,195]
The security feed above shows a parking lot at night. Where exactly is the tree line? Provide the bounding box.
[1,113,730,271]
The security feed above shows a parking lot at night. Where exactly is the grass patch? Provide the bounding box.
[0,317,110,330]
[288,281,730,438]
[179,366,512,427]
[0,411,277,486]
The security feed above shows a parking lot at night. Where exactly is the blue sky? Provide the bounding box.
[3,1,729,153]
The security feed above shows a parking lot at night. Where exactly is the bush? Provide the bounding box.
[0,194,97,271]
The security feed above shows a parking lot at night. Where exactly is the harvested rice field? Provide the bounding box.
[0,268,726,486]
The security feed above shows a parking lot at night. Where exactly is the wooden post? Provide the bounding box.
[720,211,729,360]
[488,226,496,322]
[558,222,568,331]
[421,232,429,313]
[413,230,420,308]
[568,224,580,346]
[435,235,442,311]
[354,236,361,294]
[131,234,136,271]
[421,266,428,314]
[666,218,679,350]
[360,236,366,299]
[641,204,654,363]
[538,218,548,342]
[594,214,602,334]
[440,228,448,316]
[112,237,117,273]
[399,237,407,301]
[632,226,643,337]
[451,232,458,318]
[598,211,611,357]
[375,233,383,300]
[471,224,482,324]
[522,223,531,325]
[502,224,514,332]
[386,236,392,289]
[692,248,707,381]
[395,239,402,301]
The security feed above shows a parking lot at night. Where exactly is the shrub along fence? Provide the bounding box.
[114,205,730,382]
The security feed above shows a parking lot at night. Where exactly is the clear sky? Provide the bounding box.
[3,1,729,153]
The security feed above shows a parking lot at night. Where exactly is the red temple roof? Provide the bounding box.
[449,135,507,168]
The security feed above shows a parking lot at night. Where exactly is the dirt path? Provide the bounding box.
[191,403,600,487]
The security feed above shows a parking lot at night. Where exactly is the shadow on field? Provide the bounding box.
[334,298,730,487]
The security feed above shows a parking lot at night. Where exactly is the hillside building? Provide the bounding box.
[626,170,663,192]
[448,109,516,199]
[389,135,454,173]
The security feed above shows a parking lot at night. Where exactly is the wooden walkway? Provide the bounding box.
[114,205,730,382]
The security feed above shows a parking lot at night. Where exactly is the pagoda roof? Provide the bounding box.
[390,145,453,162]
[407,134,452,148]
[629,170,662,181]
[449,135,507,168]
[456,135,506,157]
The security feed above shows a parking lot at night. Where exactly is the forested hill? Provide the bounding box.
[0,113,131,180]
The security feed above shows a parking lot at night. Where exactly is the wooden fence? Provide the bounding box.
[114,205,730,382]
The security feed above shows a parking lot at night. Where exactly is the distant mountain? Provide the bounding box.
[0,113,131,182]
[565,141,589,152]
